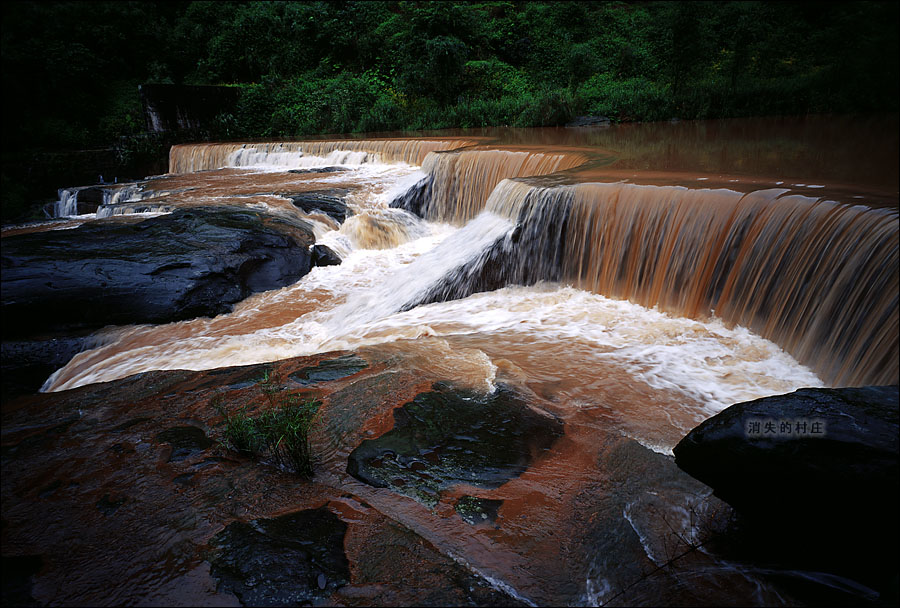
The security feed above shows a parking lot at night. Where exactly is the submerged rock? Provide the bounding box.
[565,115,611,127]
[156,425,213,462]
[287,166,350,175]
[0,206,315,339]
[288,191,351,223]
[208,507,350,606]
[289,354,367,386]
[455,495,503,525]
[347,382,563,506]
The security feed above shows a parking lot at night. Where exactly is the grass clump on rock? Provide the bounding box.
[216,393,320,478]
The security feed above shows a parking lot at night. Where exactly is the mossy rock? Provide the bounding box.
[347,382,563,507]
[455,495,504,525]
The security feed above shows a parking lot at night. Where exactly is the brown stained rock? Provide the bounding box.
[0,349,524,607]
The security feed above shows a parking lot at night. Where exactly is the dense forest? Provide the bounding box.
[2,1,899,218]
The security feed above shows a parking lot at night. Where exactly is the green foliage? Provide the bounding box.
[2,1,898,149]
[215,373,321,477]
[577,74,673,122]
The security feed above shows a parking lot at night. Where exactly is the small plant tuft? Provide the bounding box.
[216,393,320,477]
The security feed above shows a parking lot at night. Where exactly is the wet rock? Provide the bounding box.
[156,425,213,462]
[289,354,367,386]
[0,335,92,401]
[0,206,315,340]
[110,417,153,433]
[1,554,43,607]
[96,201,175,216]
[209,507,350,605]
[578,436,746,607]
[195,364,271,391]
[401,193,571,310]
[389,175,431,218]
[673,385,899,601]
[287,167,350,175]
[173,473,195,486]
[343,519,526,606]
[288,191,350,223]
[95,493,127,516]
[310,244,342,267]
[673,385,899,521]
[347,383,563,506]
[455,495,503,525]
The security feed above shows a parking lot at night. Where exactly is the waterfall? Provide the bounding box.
[168,139,477,173]
[47,137,895,390]
[53,188,80,217]
[391,149,587,225]
[403,177,898,387]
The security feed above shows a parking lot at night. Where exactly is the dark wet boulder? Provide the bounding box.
[673,385,899,519]
[674,386,899,601]
[389,175,432,218]
[287,191,350,223]
[310,244,342,267]
[209,507,350,605]
[1,554,43,607]
[0,206,315,339]
[1,335,92,401]
[347,382,563,506]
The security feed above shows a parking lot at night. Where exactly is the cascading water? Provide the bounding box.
[168,138,477,173]
[39,136,897,398]
[406,178,899,387]
[14,122,898,606]
[53,188,80,217]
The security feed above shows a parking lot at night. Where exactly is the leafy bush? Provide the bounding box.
[576,73,673,122]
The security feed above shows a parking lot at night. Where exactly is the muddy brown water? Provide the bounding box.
[2,115,897,605]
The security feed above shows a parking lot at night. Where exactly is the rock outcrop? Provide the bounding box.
[1,206,315,337]
[674,385,899,603]
[673,386,899,520]
[288,191,351,224]
[1,206,316,398]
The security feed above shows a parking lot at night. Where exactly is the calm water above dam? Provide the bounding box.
[11,114,898,605]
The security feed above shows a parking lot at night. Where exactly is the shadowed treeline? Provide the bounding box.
[2,1,898,220]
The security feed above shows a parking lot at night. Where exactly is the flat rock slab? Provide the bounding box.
[289,355,368,386]
[346,382,563,506]
[1,351,525,606]
[1,206,315,338]
[209,507,350,606]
